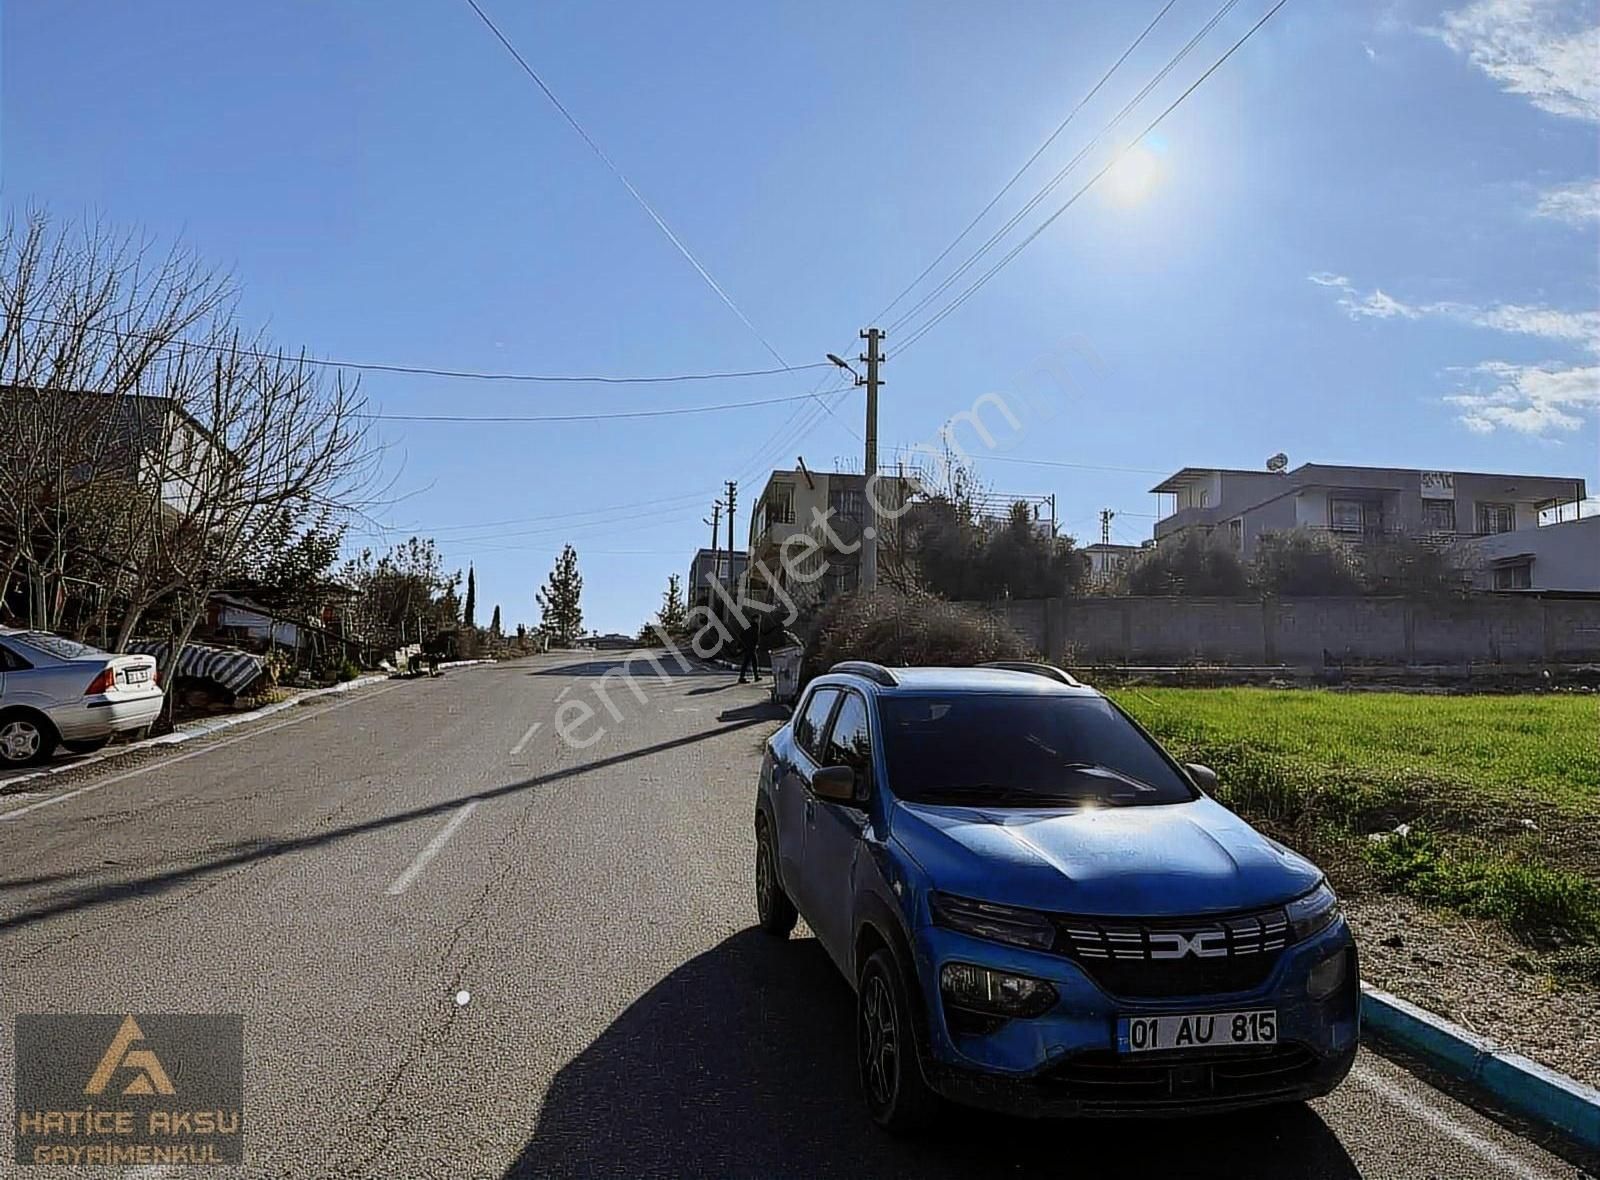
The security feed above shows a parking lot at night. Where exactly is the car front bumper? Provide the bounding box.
[910,917,1360,1118]
[50,691,164,740]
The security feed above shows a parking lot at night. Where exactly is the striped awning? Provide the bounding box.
[126,640,268,695]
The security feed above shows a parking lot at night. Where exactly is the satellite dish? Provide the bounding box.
[1266,453,1289,472]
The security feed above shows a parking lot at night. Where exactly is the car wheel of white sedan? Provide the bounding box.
[0,714,53,767]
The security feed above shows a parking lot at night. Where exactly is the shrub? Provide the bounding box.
[1123,532,1249,596]
[801,588,1029,683]
[336,659,361,682]
[1250,529,1363,596]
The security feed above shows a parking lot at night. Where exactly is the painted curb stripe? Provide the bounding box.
[1361,983,1600,1153]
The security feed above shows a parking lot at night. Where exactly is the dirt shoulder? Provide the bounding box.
[1347,898,1600,1089]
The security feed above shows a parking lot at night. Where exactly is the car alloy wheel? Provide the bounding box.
[0,718,43,764]
[756,832,775,914]
[754,822,797,935]
[859,971,899,1115]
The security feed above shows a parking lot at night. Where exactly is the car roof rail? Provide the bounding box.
[829,660,899,687]
[979,660,1082,687]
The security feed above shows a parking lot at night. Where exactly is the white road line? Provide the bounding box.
[385,801,479,896]
[509,721,541,756]
[0,684,403,823]
[1349,1063,1558,1180]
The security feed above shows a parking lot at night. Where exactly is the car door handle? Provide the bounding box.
[804,797,815,822]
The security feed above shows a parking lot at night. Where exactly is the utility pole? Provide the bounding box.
[724,480,738,600]
[860,327,883,592]
[703,502,722,593]
[1100,508,1115,546]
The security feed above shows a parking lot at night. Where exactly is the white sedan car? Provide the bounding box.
[0,628,164,768]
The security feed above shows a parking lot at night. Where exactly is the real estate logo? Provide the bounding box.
[14,1013,243,1167]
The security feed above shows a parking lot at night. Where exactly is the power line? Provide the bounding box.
[918,451,1172,476]
[461,0,790,368]
[871,0,1179,326]
[888,0,1244,340]
[357,385,851,424]
[897,0,1291,354]
[17,314,829,384]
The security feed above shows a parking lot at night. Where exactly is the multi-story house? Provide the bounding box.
[1149,462,1587,560]
[746,467,920,607]
[686,547,748,614]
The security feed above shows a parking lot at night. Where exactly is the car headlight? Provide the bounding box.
[930,893,1056,950]
[1286,881,1340,942]
[940,962,1058,1018]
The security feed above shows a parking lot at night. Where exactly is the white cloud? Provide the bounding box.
[1535,177,1600,222]
[1436,0,1600,122]
[1307,274,1600,349]
[1446,360,1600,433]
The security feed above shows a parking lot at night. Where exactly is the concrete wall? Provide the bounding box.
[984,595,1600,665]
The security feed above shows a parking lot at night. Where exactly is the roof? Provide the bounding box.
[1149,466,1273,494]
[1151,461,1586,497]
[820,665,1100,696]
[1083,542,1140,553]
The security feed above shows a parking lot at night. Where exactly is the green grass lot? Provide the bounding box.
[1109,688,1599,811]
[1107,687,1600,967]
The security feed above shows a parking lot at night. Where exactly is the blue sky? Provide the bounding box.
[5,0,1596,632]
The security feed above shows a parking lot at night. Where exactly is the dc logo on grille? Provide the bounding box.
[1148,930,1229,960]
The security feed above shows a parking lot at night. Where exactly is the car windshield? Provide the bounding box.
[13,631,105,660]
[879,694,1195,807]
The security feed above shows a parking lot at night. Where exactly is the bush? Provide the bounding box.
[1250,529,1363,596]
[801,588,1029,684]
[335,659,361,682]
[1123,532,1249,596]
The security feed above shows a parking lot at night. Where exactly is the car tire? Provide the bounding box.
[754,817,798,937]
[62,735,112,755]
[0,710,58,768]
[857,948,939,1133]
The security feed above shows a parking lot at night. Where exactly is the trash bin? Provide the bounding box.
[769,645,803,707]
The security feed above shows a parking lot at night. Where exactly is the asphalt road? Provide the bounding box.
[1,652,1591,1179]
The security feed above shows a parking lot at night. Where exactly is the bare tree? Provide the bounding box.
[1,209,381,718]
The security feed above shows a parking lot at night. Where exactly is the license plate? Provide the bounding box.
[1119,1009,1277,1053]
[123,668,150,684]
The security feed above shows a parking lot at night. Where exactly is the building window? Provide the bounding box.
[1492,561,1532,590]
[828,487,864,523]
[1421,498,1456,533]
[1329,497,1368,533]
[764,486,795,528]
[1228,518,1243,550]
[1476,502,1516,535]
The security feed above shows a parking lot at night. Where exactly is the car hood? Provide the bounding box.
[892,796,1321,917]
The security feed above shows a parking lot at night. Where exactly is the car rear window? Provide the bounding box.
[879,693,1195,807]
[12,632,106,660]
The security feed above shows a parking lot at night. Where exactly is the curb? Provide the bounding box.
[1361,982,1600,1153]
[0,674,393,793]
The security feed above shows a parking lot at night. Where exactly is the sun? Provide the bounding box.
[1101,143,1164,209]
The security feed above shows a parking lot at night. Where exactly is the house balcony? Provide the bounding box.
[1153,505,1223,540]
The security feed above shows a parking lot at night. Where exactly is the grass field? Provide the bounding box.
[1110,687,1599,811]
[1107,687,1600,963]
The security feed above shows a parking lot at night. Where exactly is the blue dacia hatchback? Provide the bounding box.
[753,662,1358,1130]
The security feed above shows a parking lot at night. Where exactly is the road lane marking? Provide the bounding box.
[509,721,541,756]
[1349,1063,1558,1180]
[0,684,404,822]
[385,801,479,896]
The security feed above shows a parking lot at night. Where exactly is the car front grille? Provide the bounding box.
[1037,1044,1321,1111]
[1051,907,1290,998]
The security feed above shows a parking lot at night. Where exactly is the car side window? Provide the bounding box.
[822,692,873,791]
[0,642,30,671]
[793,687,841,763]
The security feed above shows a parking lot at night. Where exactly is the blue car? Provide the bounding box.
[753,661,1358,1130]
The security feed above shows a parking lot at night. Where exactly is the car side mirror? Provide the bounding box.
[811,765,858,803]
[1186,763,1218,793]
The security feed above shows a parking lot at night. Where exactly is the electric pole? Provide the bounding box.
[725,480,738,599]
[703,502,722,593]
[1100,508,1115,546]
[861,327,883,592]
